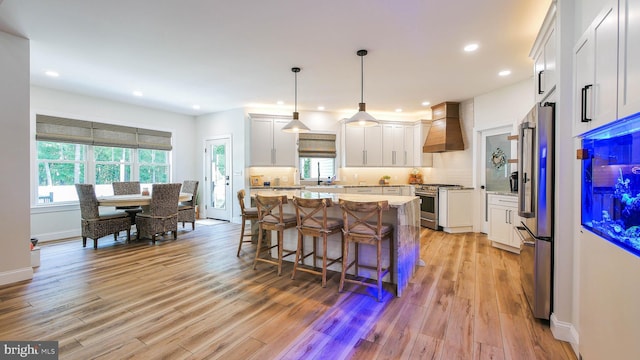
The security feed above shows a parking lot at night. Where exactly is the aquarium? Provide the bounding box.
[581,112,640,257]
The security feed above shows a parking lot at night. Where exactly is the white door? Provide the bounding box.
[479,126,513,234]
[204,137,232,221]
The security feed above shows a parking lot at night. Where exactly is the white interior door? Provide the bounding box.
[479,126,512,234]
[204,137,232,221]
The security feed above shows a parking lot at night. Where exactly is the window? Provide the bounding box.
[36,142,171,203]
[138,148,170,188]
[300,157,335,181]
[297,133,337,182]
[34,114,173,205]
[94,146,133,196]
[37,141,86,203]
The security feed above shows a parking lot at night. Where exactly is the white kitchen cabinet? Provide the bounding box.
[573,1,619,136]
[618,0,640,119]
[382,124,414,167]
[438,189,473,233]
[304,186,345,194]
[488,194,520,253]
[250,115,296,166]
[382,186,401,195]
[401,186,414,196]
[344,124,382,167]
[345,186,383,194]
[532,6,556,102]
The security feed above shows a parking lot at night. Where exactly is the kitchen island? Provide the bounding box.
[251,189,421,297]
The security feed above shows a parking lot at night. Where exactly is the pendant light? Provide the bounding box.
[282,67,310,133]
[346,49,378,127]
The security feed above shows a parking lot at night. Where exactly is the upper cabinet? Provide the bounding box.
[249,115,296,166]
[574,0,640,135]
[343,124,383,167]
[382,124,414,167]
[532,6,557,102]
[618,0,640,119]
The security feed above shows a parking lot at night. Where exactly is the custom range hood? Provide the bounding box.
[423,101,465,153]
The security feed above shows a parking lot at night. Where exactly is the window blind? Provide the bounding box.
[35,114,173,150]
[298,133,336,158]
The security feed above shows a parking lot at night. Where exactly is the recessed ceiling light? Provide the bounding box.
[317,106,325,111]
[132,90,143,97]
[192,104,201,110]
[464,43,479,52]
[45,70,59,77]
[421,101,430,106]
[395,108,403,113]
[498,70,511,77]
[276,100,284,105]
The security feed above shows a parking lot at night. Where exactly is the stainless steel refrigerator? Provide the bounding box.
[516,102,554,320]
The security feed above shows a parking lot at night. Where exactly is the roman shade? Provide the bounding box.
[298,133,336,158]
[36,114,172,150]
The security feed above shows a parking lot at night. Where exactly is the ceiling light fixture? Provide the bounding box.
[133,90,143,97]
[346,49,378,127]
[464,43,479,52]
[421,101,431,106]
[281,67,310,133]
[499,70,511,76]
[45,70,59,77]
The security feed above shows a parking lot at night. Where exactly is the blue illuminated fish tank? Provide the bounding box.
[581,112,640,257]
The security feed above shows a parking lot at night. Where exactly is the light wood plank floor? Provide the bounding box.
[0,223,576,359]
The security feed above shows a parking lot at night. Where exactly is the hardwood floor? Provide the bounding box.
[0,223,576,359]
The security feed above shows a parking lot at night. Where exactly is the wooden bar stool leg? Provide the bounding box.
[237,216,246,257]
[339,236,349,293]
[253,225,264,270]
[277,230,283,276]
[322,234,328,287]
[291,232,303,280]
[377,240,383,302]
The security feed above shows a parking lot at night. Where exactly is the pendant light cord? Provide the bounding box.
[360,53,364,103]
[294,70,298,113]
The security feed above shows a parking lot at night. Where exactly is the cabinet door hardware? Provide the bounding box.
[538,70,545,94]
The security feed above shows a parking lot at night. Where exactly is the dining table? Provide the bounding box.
[96,193,192,207]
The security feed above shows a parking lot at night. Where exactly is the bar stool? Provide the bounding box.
[339,199,394,302]
[237,189,259,257]
[253,194,297,276]
[291,197,344,287]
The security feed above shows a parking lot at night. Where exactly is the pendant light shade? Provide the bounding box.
[346,49,378,127]
[282,67,310,133]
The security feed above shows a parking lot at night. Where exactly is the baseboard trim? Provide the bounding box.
[550,313,579,356]
[32,229,80,243]
[0,267,33,286]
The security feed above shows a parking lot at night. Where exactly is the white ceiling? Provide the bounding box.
[0,0,551,118]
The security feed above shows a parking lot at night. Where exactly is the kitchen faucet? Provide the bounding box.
[317,162,321,185]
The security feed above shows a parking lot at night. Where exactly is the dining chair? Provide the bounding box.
[339,199,394,301]
[75,184,131,249]
[177,180,199,230]
[112,181,142,225]
[253,194,297,276]
[236,189,258,257]
[291,196,344,287]
[136,183,182,243]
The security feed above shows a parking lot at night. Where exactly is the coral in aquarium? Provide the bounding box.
[615,169,640,228]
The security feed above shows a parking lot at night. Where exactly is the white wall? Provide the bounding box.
[0,31,32,285]
[30,86,197,242]
[426,99,475,187]
[195,108,247,223]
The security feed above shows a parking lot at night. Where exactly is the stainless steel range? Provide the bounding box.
[415,184,462,230]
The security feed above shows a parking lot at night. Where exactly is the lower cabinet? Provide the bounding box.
[438,189,474,233]
[345,187,383,194]
[488,194,521,253]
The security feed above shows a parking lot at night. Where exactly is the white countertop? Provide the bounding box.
[251,189,418,207]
